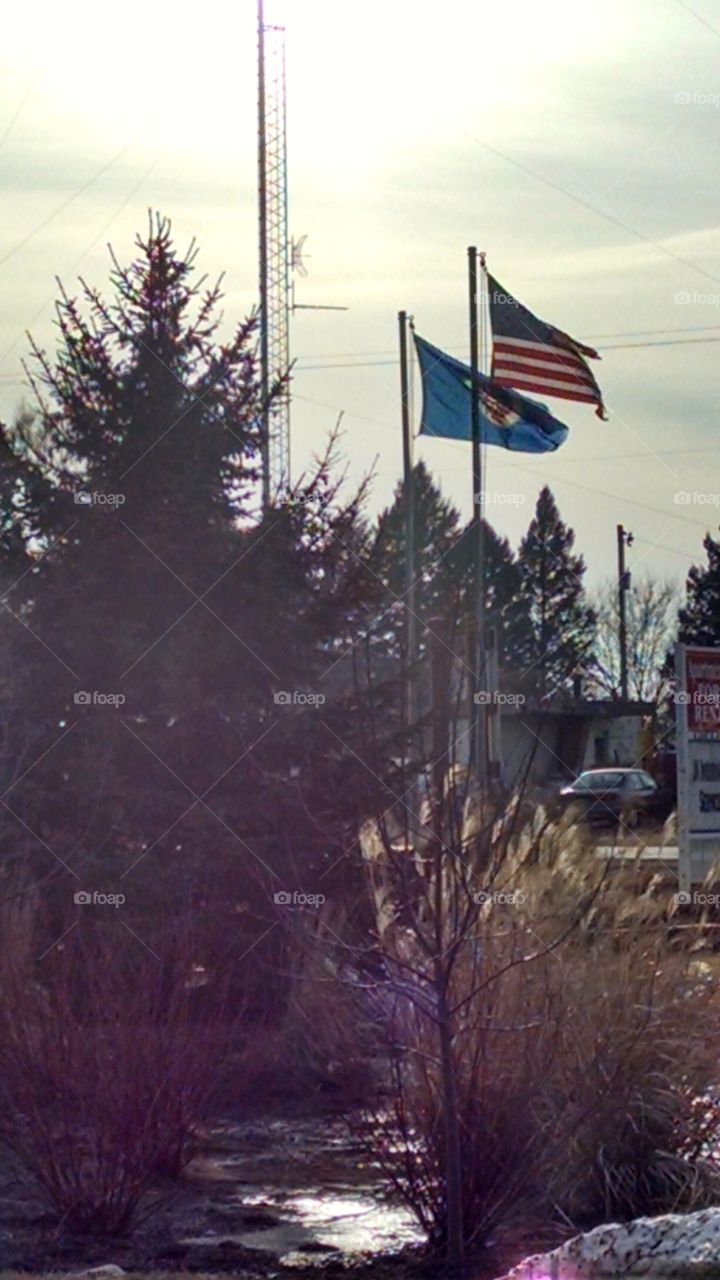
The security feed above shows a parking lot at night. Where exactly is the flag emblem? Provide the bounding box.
[488,274,606,419]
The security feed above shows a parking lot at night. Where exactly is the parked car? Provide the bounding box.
[558,768,673,828]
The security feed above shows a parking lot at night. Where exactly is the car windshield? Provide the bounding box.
[573,772,625,790]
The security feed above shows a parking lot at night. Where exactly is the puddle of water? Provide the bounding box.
[184,1190,421,1259]
[183,1114,424,1267]
[282,1191,422,1253]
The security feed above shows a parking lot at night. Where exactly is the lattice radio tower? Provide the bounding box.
[257,3,347,506]
[258,0,290,507]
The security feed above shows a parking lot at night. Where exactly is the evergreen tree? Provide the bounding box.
[369,460,463,657]
[467,520,530,689]
[0,216,386,975]
[368,461,527,679]
[516,486,595,697]
[677,532,720,647]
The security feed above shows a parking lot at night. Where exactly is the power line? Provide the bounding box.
[604,334,720,350]
[447,447,719,537]
[590,323,720,339]
[294,392,719,542]
[633,534,698,562]
[0,142,134,270]
[294,329,720,372]
[6,325,714,385]
[461,129,720,291]
[546,443,720,465]
[393,440,720,467]
[0,78,36,151]
[295,323,720,364]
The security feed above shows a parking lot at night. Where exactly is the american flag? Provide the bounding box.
[488,274,606,419]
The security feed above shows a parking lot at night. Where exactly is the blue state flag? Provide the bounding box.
[414,334,569,453]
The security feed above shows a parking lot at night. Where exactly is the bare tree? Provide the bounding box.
[589,573,678,704]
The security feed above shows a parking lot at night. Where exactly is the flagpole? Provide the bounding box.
[399,311,417,812]
[479,250,499,783]
[468,247,487,783]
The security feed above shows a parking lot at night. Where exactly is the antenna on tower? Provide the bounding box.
[291,234,308,277]
[258,0,290,508]
[290,234,349,313]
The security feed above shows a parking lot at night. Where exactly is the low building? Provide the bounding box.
[494,694,656,790]
[415,641,655,791]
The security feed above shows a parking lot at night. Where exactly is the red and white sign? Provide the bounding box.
[682,646,720,733]
[676,643,720,891]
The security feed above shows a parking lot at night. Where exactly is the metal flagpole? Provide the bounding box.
[399,311,417,799]
[397,305,415,839]
[479,251,501,782]
[468,247,487,782]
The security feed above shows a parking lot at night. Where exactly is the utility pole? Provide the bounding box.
[617,524,634,701]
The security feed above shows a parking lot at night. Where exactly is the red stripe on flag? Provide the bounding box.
[493,339,596,375]
[493,356,596,386]
[493,366,597,395]
[492,335,600,402]
[492,374,599,403]
[493,357,597,387]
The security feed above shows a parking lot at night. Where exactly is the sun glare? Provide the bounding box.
[1,0,617,173]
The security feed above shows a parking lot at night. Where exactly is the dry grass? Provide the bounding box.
[354,798,720,1256]
[232,901,374,1106]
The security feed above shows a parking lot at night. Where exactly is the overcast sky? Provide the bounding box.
[2,0,719,589]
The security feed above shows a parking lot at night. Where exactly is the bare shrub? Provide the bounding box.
[0,908,232,1234]
[361,940,564,1255]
